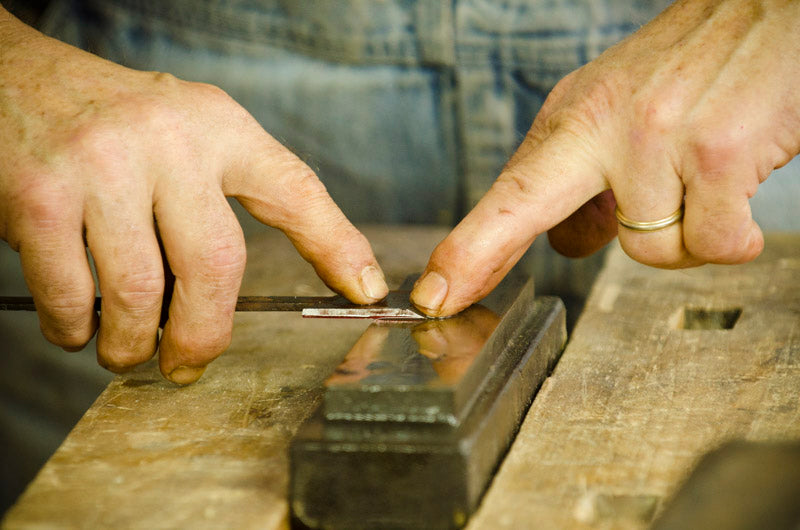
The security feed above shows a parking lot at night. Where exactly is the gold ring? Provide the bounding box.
[615,205,684,232]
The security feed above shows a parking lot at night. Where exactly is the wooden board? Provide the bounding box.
[1,225,448,529]
[467,233,800,529]
[4,230,798,529]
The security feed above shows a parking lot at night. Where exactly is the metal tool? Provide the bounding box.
[0,291,426,320]
[290,274,568,529]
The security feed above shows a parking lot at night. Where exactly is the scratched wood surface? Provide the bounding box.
[1,225,449,529]
[4,231,799,529]
[467,233,800,530]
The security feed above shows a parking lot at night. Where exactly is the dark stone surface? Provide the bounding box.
[322,275,530,425]
[290,294,566,529]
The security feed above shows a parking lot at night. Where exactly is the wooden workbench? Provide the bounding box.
[3,228,798,529]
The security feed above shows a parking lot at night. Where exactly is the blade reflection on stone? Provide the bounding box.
[322,275,530,425]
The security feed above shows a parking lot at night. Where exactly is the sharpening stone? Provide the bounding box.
[290,275,566,529]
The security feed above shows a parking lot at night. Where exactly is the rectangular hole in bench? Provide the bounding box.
[681,307,742,330]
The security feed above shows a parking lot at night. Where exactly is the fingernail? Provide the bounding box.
[360,265,389,301]
[411,271,448,314]
[167,365,206,385]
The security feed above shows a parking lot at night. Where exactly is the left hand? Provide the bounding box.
[0,9,388,384]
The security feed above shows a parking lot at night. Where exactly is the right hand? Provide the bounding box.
[0,8,388,384]
[411,0,800,318]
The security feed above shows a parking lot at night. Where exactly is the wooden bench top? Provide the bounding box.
[3,228,798,529]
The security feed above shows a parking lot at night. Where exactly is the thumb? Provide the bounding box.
[223,130,388,303]
[411,131,605,316]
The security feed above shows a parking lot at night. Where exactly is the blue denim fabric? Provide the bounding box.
[40,0,672,225]
[41,0,462,224]
[37,0,799,295]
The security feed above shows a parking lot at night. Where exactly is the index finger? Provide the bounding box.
[410,130,606,316]
[222,124,388,305]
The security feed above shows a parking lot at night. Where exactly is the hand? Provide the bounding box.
[411,0,800,317]
[0,9,388,383]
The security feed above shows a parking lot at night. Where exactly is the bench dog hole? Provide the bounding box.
[681,307,742,330]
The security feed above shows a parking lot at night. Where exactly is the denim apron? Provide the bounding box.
[38,0,674,224]
[35,0,689,304]
[27,0,800,281]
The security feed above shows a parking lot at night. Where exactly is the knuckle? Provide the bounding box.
[188,81,252,125]
[171,326,232,362]
[621,244,678,269]
[150,72,244,125]
[130,102,183,140]
[554,72,621,136]
[527,74,575,138]
[68,121,127,167]
[495,167,534,196]
[632,96,678,137]
[91,94,184,149]
[686,229,749,263]
[198,232,247,286]
[546,71,579,104]
[106,268,164,315]
[42,327,92,350]
[270,168,333,224]
[289,168,329,201]
[43,331,92,351]
[341,229,373,259]
[536,70,581,122]
[12,177,74,234]
[193,82,234,106]
[64,121,154,186]
[151,71,180,87]
[686,125,747,179]
[690,147,731,182]
[96,345,153,373]
[41,286,95,319]
[38,293,96,348]
[428,241,498,296]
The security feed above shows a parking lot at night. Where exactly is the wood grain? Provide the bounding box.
[2,225,448,529]
[467,233,800,529]
[4,230,798,529]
